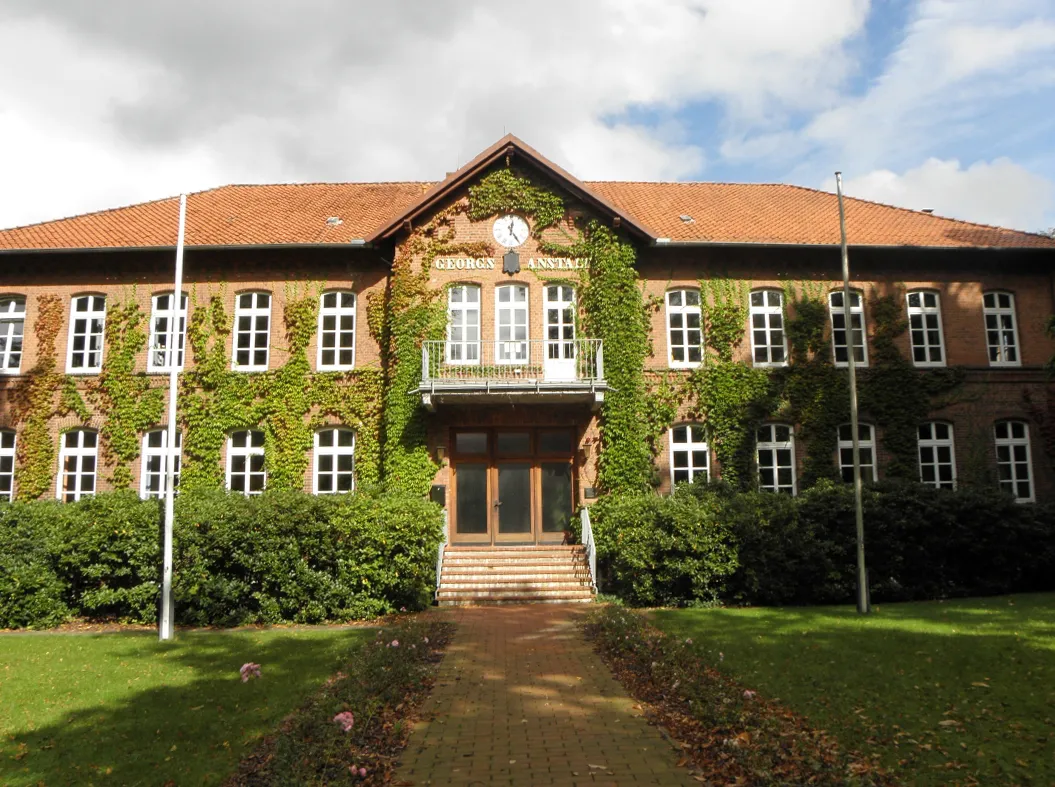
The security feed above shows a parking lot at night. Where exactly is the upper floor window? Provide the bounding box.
[141,429,182,500]
[446,285,480,365]
[233,292,271,371]
[66,295,106,374]
[666,289,703,368]
[495,284,529,363]
[544,285,577,366]
[314,427,355,494]
[994,420,1033,503]
[750,290,787,367]
[59,429,97,502]
[757,424,795,494]
[317,291,356,370]
[227,429,266,496]
[670,424,709,485]
[983,292,1020,367]
[0,296,26,374]
[0,429,14,501]
[829,291,867,366]
[906,291,945,367]
[148,293,188,373]
[837,423,877,483]
[917,421,955,489]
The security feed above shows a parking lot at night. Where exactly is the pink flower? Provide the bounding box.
[389,639,399,648]
[400,607,407,612]
[239,662,262,682]
[743,690,757,699]
[359,767,367,778]
[333,711,355,732]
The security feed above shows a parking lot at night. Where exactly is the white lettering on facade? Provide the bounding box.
[433,258,497,270]
[431,257,588,271]
[526,258,589,270]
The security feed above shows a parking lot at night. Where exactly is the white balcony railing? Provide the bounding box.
[421,339,604,387]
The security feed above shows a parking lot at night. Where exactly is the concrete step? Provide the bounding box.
[438,596,594,606]
[441,569,590,580]
[439,579,591,590]
[437,589,595,602]
[443,551,584,561]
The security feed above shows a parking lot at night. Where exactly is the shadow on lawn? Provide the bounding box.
[652,594,1055,786]
[0,629,368,787]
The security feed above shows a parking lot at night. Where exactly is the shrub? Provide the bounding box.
[0,501,69,629]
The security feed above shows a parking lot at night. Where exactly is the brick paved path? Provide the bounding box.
[394,605,696,786]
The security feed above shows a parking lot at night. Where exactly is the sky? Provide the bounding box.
[1,0,1054,233]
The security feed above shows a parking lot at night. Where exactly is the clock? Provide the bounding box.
[493,214,529,248]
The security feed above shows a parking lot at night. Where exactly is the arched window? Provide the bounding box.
[66,295,107,373]
[982,292,1020,367]
[0,296,26,374]
[0,429,15,501]
[828,290,867,366]
[58,429,98,502]
[917,421,955,489]
[749,290,787,367]
[148,293,188,372]
[666,289,703,368]
[756,424,795,494]
[232,292,272,371]
[906,291,945,367]
[837,423,876,482]
[141,429,182,500]
[669,424,709,485]
[317,291,356,370]
[314,428,355,494]
[227,430,266,495]
[994,420,1033,502]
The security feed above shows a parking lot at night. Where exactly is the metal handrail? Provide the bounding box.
[435,509,448,601]
[421,338,604,385]
[580,506,597,593]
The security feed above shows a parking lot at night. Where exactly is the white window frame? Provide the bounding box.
[66,294,107,374]
[666,289,703,368]
[983,291,1020,367]
[829,290,868,367]
[544,284,577,362]
[313,427,355,494]
[232,292,271,371]
[140,429,182,500]
[749,289,787,367]
[917,421,956,489]
[669,424,709,486]
[317,291,357,371]
[994,420,1033,503]
[837,423,877,483]
[446,285,480,365]
[226,430,266,496]
[757,424,796,494]
[58,429,98,502]
[906,290,945,368]
[147,292,188,373]
[0,429,15,501]
[495,284,529,364]
[0,296,26,374]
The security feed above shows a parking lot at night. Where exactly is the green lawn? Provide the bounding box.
[0,627,371,786]
[653,593,1055,786]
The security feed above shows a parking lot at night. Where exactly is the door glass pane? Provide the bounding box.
[496,432,530,456]
[455,464,488,534]
[539,430,573,454]
[455,432,488,455]
[497,463,531,534]
[541,462,572,533]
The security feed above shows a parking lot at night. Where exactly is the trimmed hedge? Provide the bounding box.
[590,480,1055,607]
[0,488,444,629]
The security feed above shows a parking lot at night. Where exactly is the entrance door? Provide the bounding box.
[544,285,576,381]
[449,428,576,545]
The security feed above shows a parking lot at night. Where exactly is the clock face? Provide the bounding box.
[493,214,529,248]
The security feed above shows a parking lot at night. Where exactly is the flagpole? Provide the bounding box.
[835,173,870,615]
[159,194,186,641]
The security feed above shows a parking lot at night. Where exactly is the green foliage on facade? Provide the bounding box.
[467,168,566,233]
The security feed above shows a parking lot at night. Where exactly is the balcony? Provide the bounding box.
[419,339,607,410]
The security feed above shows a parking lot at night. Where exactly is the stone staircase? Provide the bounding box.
[437,545,595,606]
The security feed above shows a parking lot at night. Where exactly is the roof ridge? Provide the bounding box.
[585,180,791,186]
[215,180,435,188]
[781,182,1050,238]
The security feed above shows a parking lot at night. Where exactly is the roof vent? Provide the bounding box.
[326,216,343,226]
[679,214,695,223]
[921,209,934,214]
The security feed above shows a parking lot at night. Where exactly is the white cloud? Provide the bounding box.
[0,0,870,228]
[832,157,1055,232]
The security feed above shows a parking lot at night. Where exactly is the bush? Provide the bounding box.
[0,487,445,629]
[589,480,1055,607]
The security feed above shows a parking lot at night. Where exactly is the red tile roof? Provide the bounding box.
[1,179,1052,252]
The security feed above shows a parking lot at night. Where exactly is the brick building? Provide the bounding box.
[1,135,1054,547]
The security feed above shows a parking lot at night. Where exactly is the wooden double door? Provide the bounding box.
[450,427,576,545]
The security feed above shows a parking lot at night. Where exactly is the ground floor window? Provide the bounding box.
[669,424,709,485]
[59,429,97,502]
[141,429,182,499]
[995,420,1033,502]
[917,421,955,489]
[837,423,877,483]
[0,429,14,501]
[314,427,355,494]
[757,424,795,494]
[227,430,266,496]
